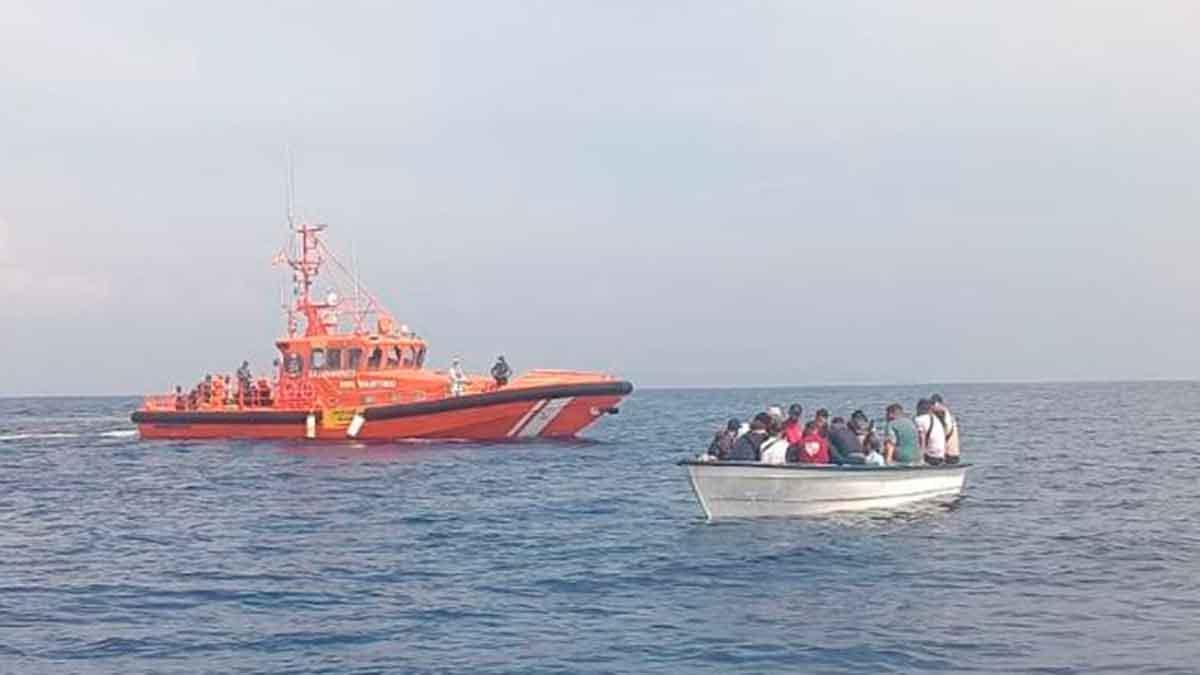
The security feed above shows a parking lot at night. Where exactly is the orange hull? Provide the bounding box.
[133,219,633,443]
[134,381,631,441]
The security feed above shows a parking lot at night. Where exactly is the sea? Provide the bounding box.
[1,382,1198,674]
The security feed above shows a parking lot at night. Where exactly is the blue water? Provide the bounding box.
[2,382,1199,674]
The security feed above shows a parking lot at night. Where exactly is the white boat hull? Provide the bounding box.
[682,460,969,520]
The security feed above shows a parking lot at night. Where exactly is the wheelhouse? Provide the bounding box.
[276,337,428,380]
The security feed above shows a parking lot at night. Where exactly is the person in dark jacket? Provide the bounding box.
[728,417,769,461]
[827,417,866,465]
[707,418,741,460]
[490,355,512,387]
[849,410,871,444]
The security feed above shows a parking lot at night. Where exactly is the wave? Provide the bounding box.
[0,428,137,442]
[0,432,81,441]
[98,429,138,438]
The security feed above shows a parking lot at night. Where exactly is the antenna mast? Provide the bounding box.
[286,144,296,230]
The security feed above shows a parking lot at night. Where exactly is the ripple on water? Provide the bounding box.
[2,385,1200,673]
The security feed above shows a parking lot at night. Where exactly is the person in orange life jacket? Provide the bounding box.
[728,413,771,461]
[211,376,226,406]
[707,418,741,460]
[788,421,830,464]
[782,404,804,446]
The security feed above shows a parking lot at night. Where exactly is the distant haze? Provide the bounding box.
[2,1,1198,395]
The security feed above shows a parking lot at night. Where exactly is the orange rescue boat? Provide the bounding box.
[132,222,632,441]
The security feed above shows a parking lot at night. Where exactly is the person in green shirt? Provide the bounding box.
[883,403,921,465]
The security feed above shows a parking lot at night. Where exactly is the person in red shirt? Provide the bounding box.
[789,421,830,464]
[813,408,831,438]
[782,403,804,446]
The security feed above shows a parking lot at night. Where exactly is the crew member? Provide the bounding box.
[237,361,253,402]
[211,375,226,407]
[491,355,512,387]
[448,358,467,397]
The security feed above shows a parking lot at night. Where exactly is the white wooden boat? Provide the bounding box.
[680,459,970,520]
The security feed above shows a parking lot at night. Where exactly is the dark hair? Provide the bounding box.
[788,403,803,418]
[886,403,903,416]
[815,408,830,419]
[726,418,741,432]
[851,409,867,421]
[803,421,818,434]
[831,416,845,425]
[753,412,772,427]
[930,393,944,405]
[916,398,932,415]
[750,419,768,432]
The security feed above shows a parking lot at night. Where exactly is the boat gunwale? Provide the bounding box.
[362,380,633,421]
[679,459,972,473]
[133,381,634,426]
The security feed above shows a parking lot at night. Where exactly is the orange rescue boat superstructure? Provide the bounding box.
[132,222,632,441]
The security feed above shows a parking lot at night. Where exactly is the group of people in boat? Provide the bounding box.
[173,361,273,410]
[705,394,960,466]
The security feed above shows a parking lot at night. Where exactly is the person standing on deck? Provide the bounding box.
[200,375,213,406]
[883,403,921,465]
[210,375,226,407]
[914,398,947,465]
[237,361,253,404]
[931,393,961,464]
[491,356,512,387]
[448,358,468,397]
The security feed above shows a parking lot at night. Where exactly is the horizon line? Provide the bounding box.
[2,376,1197,399]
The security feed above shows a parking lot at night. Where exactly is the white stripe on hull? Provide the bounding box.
[516,397,574,438]
[506,399,548,437]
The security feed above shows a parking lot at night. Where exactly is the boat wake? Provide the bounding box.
[0,429,137,443]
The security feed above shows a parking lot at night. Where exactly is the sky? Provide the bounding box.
[2,1,1199,395]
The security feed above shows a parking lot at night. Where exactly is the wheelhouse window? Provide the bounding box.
[401,346,415,368]
[415,346,426,368]
[283,352,303,377]
[347,348,363,371]
[386,346,401,368]
[366,346,383,370]
[310,348,326,370]
[326,348,342,370]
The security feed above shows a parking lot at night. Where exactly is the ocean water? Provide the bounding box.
[1,382,1198,674]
